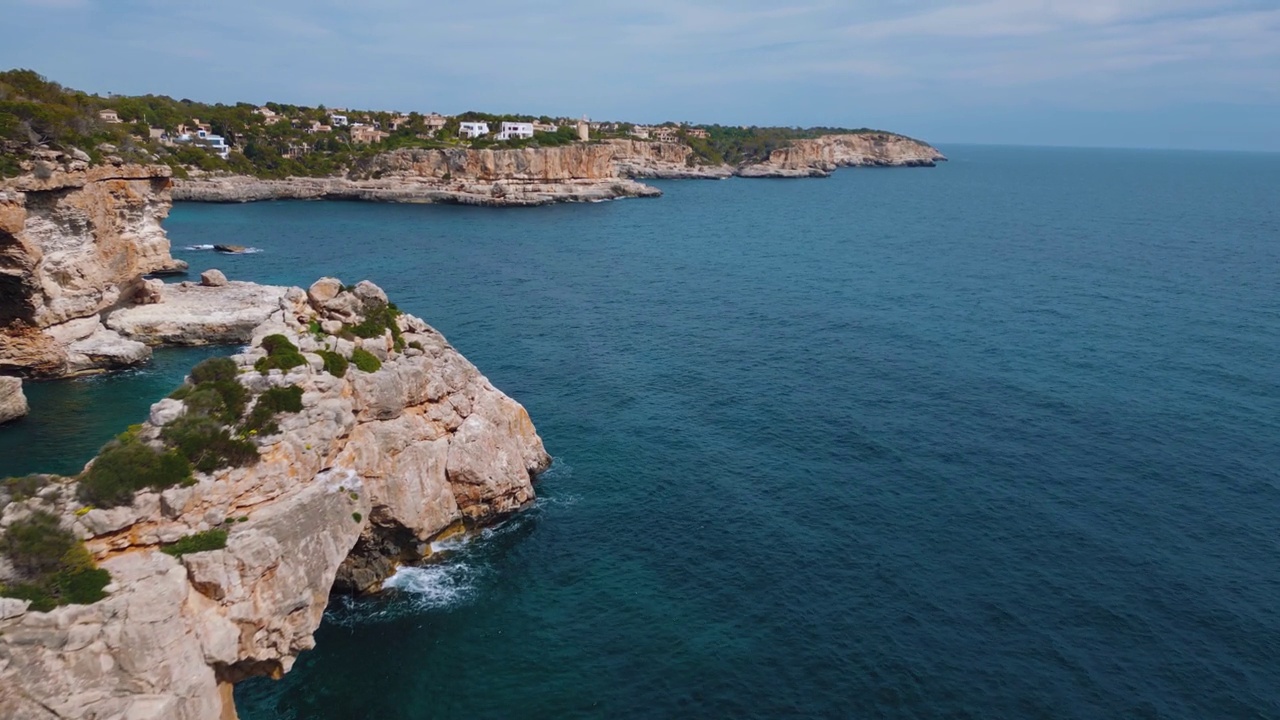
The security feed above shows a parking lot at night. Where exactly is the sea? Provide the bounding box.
[2,145,1278,719]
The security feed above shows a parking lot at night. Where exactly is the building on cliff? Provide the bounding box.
[497,122,534,141]
[459,121,490,139]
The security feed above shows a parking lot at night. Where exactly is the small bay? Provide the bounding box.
[4,145,1278,719]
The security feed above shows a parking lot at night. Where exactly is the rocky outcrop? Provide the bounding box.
[107,280,288,346]
[173,145,663,205]
[0,279,550,720]
[737,133,946,177]
[0,161,188,377]
[0,376,26,423]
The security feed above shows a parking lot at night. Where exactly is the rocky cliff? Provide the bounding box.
[172,145,662,205]
[0,160,188,377]
[0,278,550,720]
[605,140,734,179]
[736,133,946,177]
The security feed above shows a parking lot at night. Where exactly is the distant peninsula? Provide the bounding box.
[1,69,945,206]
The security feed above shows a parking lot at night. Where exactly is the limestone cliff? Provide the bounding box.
[0,161,187,377]
[604,140,734,179]
[172,145,662,205]
[0,278,550,720]
[736,133,946,177]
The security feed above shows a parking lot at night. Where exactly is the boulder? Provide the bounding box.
[148,398,186,427]
[199,269,228,287]
[137,278,165,305]
[352,280,388,308]
[0,377,28,424]
[307,277,343,306]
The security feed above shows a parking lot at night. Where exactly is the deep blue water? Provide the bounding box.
[4,146,1279,718]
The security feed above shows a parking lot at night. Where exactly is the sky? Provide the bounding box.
[2,0,1277,151]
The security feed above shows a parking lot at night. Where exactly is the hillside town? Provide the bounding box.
[95,100,714,163]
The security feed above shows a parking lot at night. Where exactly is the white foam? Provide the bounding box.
[381,562,479,609]
[185,244,214,250]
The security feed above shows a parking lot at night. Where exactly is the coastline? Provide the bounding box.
[170,134,947,205]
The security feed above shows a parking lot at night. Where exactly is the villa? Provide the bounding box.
[97,109,121,123]
[459,121,490,139]
[497,122,534,141]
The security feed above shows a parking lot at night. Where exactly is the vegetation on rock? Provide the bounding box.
[79,427,193,507]
[317,349,348,378]
[160,528,228,558]
[0,511,110,610]
[242,385,304,435]
[3,474,49,502]
[350,347,382,373]
[254,334,307,374]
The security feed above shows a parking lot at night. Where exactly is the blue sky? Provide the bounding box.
[2,0,1277,151]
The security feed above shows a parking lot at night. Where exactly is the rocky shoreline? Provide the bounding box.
[0,277,550,720]
[171,133,944,204]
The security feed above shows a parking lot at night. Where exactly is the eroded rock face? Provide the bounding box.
[0,163,188,377]
[0,279,550,720]
[737,133,947,177]
[607,139,734,179]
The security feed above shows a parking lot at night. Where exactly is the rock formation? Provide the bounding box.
[736,133,946,177]
[0,376,26,424]
[172,145,663,205]
[0,278,550,720]
[0,160,188,377]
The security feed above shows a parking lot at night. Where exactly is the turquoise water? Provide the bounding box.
[5,146,1280,718]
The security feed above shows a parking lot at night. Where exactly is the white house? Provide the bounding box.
[203,134,230,159]
[174,129,230,159]
[497,122,535,141]
[330,114,349,127]
[458,121,490,139]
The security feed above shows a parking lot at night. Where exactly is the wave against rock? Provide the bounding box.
[0,278,550,720]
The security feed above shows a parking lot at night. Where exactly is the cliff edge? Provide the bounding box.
[0,277,550,720]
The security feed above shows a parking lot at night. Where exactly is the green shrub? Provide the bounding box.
[171,357,247,423]
[79,432,193,507]
[162,415,258,473]
[0,512,111,609]
[55,566,110,605]
[241,385,304,435]
[307,319,325,339]
[317,349,348,378]
[190,356,239,384]
[0,583,56,612]
[350,347,381,373]
[345,302,403,347]
[3,474,48,501]
[161,529,228,557]
[254,334,307,374]
[4,511,75,578]
[408,340,424,351]
[352,512,362,523]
